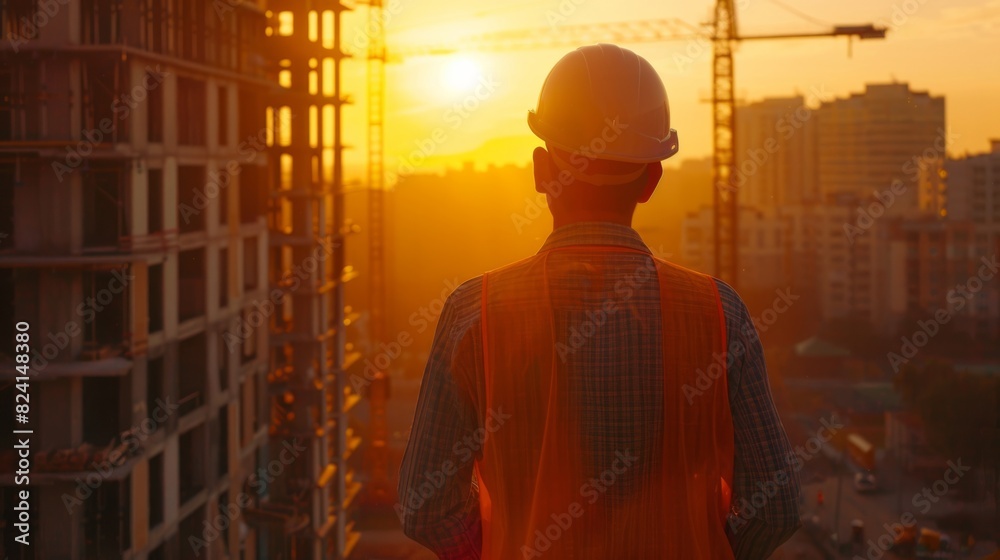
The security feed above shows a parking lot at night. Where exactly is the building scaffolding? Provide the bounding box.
[257,1,362,558]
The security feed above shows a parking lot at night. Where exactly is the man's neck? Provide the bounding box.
[552,212,634,230]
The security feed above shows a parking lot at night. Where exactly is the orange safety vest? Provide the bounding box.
[475,246,735,559]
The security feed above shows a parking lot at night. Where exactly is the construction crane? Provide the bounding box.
[362,0,396,511]
[383,10,885,288]
[708,1,885,287]
[368,0,388,361]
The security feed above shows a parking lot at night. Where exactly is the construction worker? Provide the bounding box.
[399,44,801,559]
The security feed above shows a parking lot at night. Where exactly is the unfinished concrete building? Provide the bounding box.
[246,0,363,558]
[0,1,359,558]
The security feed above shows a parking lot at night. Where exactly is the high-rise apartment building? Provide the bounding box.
[804,84,946,330]
[734,95,818,209]
[816,83,945,215]
[945,140,1000,227]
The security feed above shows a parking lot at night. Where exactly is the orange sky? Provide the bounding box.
[336,0,1000,182]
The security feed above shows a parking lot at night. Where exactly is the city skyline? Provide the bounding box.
[337,0,1000,179]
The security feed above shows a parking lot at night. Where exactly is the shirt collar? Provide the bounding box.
[538,221,652,254]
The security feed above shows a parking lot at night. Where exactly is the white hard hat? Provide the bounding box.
[528,44,679,167]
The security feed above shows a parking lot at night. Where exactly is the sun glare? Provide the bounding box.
[441,56,482,93]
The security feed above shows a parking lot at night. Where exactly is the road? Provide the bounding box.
[777,415,998,560]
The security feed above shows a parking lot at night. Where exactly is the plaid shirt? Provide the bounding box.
[398,222,801,559]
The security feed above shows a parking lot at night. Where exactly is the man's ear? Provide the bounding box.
[533,147,554,194]
[637,162,663,203]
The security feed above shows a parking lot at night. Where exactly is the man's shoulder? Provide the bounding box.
[438,276,484,341]
[447,276,483,308]
[440,256,540,339]
[704,276,750,330]
[711,277,742,308]
[650,258,746,319]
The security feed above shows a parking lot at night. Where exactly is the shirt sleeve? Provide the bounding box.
[397,279,483,559]
[715,280,802,559]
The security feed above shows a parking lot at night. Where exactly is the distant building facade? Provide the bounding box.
[735,95,818,209]
[682,84,974,336]
[816,83,946,215]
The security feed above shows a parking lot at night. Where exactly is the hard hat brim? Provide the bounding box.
[528,110,679,164]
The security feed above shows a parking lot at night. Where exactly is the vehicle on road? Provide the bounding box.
[891,526,955,559]
[847,433,875,471]
[853,472,878,493]
[917,528,953,559]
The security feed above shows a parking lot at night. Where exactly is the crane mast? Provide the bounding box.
[713,0,739,286]
[365,0,394,508]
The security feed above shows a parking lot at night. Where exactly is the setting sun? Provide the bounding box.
[440,55,482,93]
